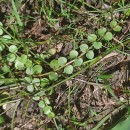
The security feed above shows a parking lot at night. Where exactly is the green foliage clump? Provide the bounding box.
[0,17,123,121]
[110,20,122,32]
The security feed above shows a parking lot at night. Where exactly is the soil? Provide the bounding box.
[0,0,130,130]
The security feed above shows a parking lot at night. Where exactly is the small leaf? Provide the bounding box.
[87,34,97,42]
[44,97,50,104]
[0,46,3,52]
[9,45,18,53]
[110,20,117,28]
[38,101,45,108]
[41,78,49,87]
[3,35,11,39]
[27,84,34,92]
[69,50,78,58]
[15,61,24,70]
[64,65,73,74]
[0,29,3,35]
[0,22,3,27]
[113,25,122,32]
[104,32,113,41]
[0,44,5,51]
[48,112,55,118]
[48,48,56,55]
[93,42,102,49]
[86,50,94,59]
[97,27,107,37]
[58,57,67,66]
[2,65,10,73]
[80,44,88,53]
[24,77,32,83]
[50,59,59,69]
[43,106,52,115]
[25,60,33,68]
[7,53,16,62]
[19,54,28,64]
[74,58,83,67]
[49,72,58,81]
[33,65,43,74]
[32,78,40,86]
[40,54,49,60]
[32,96,40,101]
[26,67,34,75]
[34,91,45,97]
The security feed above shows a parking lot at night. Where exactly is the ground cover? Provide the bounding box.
[0,0,130,130]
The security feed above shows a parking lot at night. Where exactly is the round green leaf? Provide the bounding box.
[0,116,5,126]
[32,78,40,86]
[113,25,122,32]
[9,45,18,53]
[110,20,117,28]
[2,64,10,73]
[38,101,45,108]
[25,60,33,68]
[69,50,78,58]
[0,44,5,51]
[48,48,56,55]
[15,61,25,70]
[34,53,40,58]
[24,77,32,83]
[41,78,49,87]
[49,72,58,81]
[33,65,43,74]
[40,54,49,60]
[64,65,73,74]
[79,44,88,53]
[50,59,59,69]
[97,27,107,37]
[48,112,55,118]
[32,96,40,101]
[0,29,3,35]
[43,106,52,115]
[58,57,67,66]
[93,42,102,49]
[0,46,3,52]
[86,50,94,59]
[19,54,28,64]
[74,58,83,67]
[27,84,34,92]
[0,22,3,27]
[104,32,113,41]
[7,53,16,62]
[26,67,34,75]
[87,34,97,42]
[44,97,50,104]
[3,35,11,40]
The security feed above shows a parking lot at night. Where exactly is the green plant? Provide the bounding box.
[0,1,128,128]
[33,95,55,118]
[110,20,122,32]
